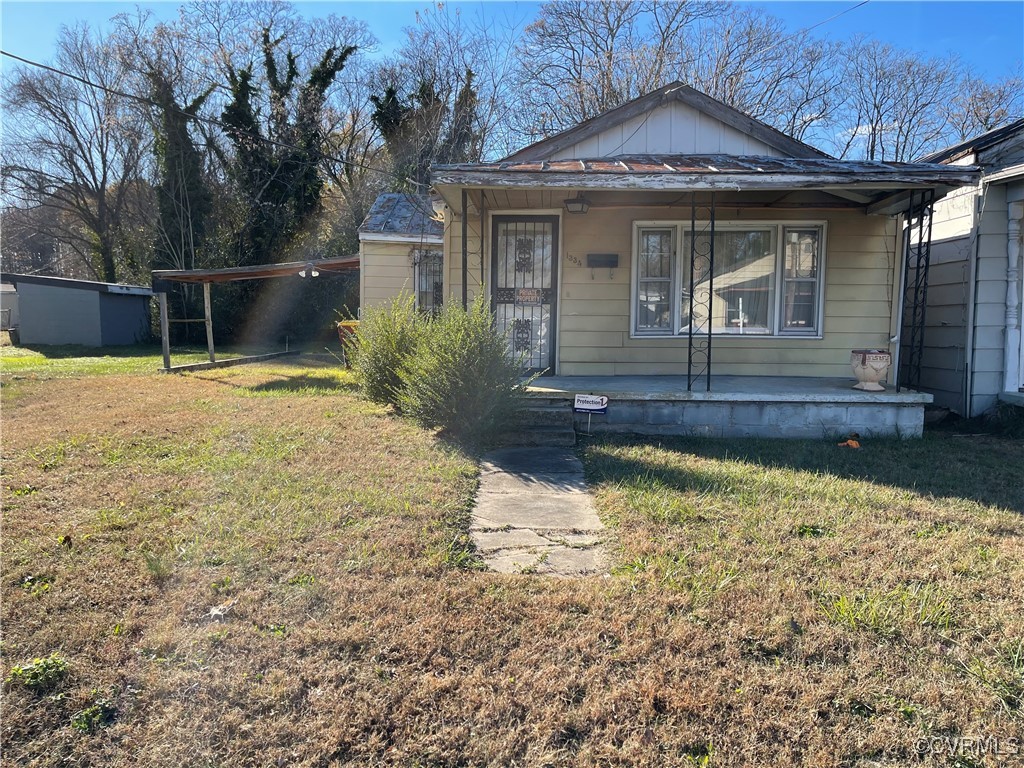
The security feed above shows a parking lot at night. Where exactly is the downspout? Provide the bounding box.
[1004,200,1023,394]
[461,188,468,309]
[964,192,982,418]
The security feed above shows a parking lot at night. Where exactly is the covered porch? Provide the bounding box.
[526,374,931,438]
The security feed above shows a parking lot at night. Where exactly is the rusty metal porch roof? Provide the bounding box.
[433,153,980,186]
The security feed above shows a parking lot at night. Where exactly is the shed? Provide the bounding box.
[4,273,153,346]
[358,193,445,314]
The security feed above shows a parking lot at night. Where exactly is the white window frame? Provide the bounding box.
[629,219,827,339]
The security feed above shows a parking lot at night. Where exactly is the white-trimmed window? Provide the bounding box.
[412,249,443,314]
[631,221,825,337]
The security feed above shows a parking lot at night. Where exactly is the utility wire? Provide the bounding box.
[745,0,870,61]
[601,1,869,157]
[0,48,426,190]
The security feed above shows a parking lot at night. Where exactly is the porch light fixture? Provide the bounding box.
[298,263,320,278]
[564,193,590,214]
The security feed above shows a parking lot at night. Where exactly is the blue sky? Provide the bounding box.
[1,0,1021,80]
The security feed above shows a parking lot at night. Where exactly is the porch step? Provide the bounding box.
[517,404,575,428]
[499,405,576,446]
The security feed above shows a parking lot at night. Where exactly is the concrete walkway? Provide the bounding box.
[472,447,607,577]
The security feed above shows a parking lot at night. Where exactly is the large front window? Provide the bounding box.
[632,221,825,337]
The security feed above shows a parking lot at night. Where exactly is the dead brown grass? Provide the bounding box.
[2,359,1022,767]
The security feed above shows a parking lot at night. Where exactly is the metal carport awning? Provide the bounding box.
[151,254,359,372]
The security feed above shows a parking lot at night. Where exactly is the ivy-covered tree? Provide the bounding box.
[221,29,355,265]
[371,70,480,191]
[146,70,214,272]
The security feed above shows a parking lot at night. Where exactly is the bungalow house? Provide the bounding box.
[359,83,979,437]
[915,120,1024,417]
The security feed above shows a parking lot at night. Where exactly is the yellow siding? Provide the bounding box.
[440,197,901,377]
[359,241,415,309]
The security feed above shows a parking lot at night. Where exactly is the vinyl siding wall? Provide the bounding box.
[969,184,1010,415]
[442,192,902,378]
[553,101,783,159]
[358,240,417,310]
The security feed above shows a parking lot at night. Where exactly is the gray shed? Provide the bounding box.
[4,273,153,346]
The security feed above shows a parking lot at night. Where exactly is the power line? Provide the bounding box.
[602,1,870,157]
[0,48,425,190]
[745,0,870,61]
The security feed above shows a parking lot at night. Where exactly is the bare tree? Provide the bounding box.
[945,69,1024,142]
[678,6,842,145]
[2,23,153,282]
[514,1,710,138]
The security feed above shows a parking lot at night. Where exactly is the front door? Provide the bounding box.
[491,216,559,374]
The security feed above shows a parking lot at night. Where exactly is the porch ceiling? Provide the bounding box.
[432,153,980,216]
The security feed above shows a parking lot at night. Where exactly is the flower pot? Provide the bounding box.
[337,320,359,367]
[850,349,891,391]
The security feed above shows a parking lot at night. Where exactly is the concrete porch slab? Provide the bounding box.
[527,374,931,404]
[525,375,930,438]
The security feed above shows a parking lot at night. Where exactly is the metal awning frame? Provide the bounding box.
[150,254,359,372]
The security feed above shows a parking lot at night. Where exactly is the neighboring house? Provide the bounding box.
[2,273,153,346]
[916,120,1024,416]
[358,193,445,314]
[360,83,978,437]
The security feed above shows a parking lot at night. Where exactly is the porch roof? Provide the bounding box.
[432,153,980,215]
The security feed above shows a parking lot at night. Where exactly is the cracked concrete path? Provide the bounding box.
[472,447,608,576]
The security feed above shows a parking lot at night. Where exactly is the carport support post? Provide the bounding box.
[203,282,215,362]
[158,292,171,371]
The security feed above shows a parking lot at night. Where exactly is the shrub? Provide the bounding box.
[347,293,421,408]
[397,297,527,444]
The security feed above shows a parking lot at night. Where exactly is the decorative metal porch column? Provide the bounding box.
[898,189,935,392]
[687,192,716,392]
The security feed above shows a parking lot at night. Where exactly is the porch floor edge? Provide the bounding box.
[525,375,932,405]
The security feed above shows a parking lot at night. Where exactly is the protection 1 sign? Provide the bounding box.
[573,394,608,414]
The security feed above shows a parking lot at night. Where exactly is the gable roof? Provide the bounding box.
[503,82,832,163]
[918,118,1024,164]
[358,193,443,242]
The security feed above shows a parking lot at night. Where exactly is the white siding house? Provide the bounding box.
[917,120,1024,415]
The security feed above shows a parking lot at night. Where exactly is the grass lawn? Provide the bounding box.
[2,354,1022,766]
[0,342,276,379]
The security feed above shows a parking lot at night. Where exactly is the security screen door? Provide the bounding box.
[491,216,559,374]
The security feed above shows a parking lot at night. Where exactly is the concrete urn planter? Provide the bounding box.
[850,349,891,391]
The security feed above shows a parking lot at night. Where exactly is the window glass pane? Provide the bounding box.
[783,282,816,330]
[785,229,818,278]
[639,229,672,278]
[636,282,671,330]
[782,228,820,333]
[682,228,775,334]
